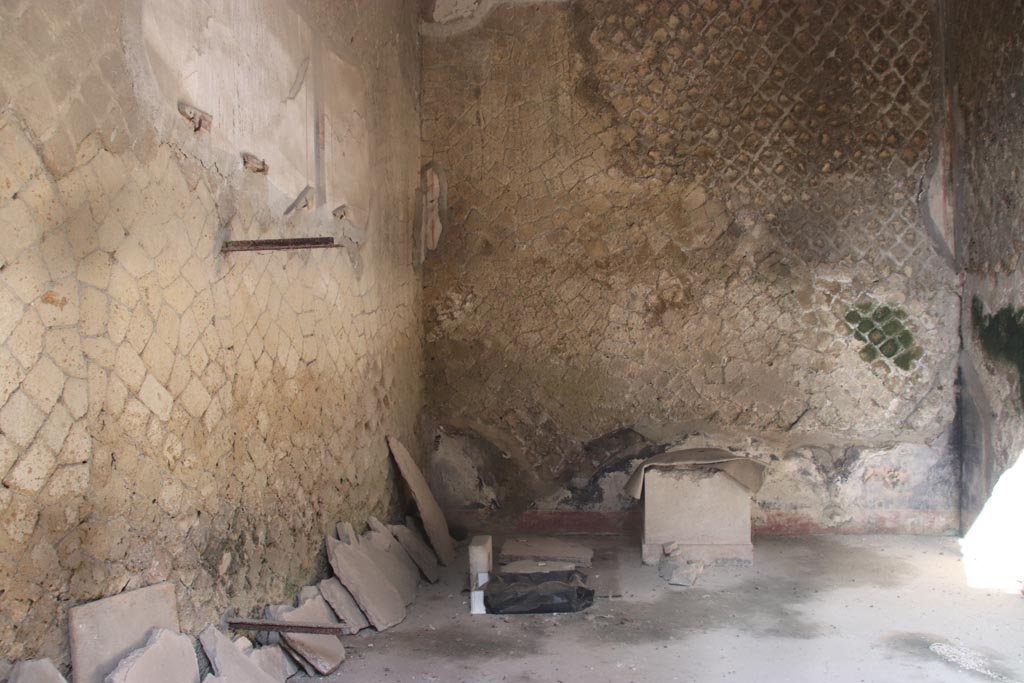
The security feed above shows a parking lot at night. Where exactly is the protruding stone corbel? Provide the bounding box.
[242,152,268,174]
[177,101,212,133]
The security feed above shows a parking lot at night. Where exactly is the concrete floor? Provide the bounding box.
[322,536,1023,682]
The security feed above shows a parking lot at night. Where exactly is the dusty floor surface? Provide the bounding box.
[320,536,1023,682]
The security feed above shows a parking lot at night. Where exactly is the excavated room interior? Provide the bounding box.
[0,0,1022,681]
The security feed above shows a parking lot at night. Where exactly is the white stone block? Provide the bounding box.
[469,535,492,576]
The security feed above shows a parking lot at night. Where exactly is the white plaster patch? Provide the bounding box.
[422,0,569,36]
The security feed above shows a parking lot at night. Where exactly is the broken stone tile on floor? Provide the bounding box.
[388,520,440,583]
[499,537,594,568]
[68,582,180,683]
[198,627,278,683]
[317,577,370,634]
[658,557,705,587]
[326,535,406,631]
[103,629,199,683]
[9,659,67,683]
[387,436,457,565]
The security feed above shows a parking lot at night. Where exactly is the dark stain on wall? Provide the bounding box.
[971,297,1024,404]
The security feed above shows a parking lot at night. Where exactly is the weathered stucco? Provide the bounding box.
[947,0,1024,531]
[421,1,960,531]
[0,0,423,666]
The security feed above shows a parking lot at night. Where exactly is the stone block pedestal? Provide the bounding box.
[642,468,753,566]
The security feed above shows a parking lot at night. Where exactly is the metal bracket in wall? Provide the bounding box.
[226,618,348,635]
[221,237,338,253]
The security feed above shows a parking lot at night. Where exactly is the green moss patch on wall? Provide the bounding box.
[843,300,923,372]
[972,297,1024,403]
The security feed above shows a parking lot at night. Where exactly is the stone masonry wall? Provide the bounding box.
[948,0,1024,529]
[421,1,961,531]
[0,0,423,666]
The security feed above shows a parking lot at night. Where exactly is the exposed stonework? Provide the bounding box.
[0,0,423,668]
[421,2,959,527]
[950,0,1024,529]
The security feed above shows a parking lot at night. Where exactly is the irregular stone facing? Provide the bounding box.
[0,0,424,664]
[326,536,406,631]
[197,628,277,683]
[9,659,67,683]
[318,578,370,634]
[104,629,199,683]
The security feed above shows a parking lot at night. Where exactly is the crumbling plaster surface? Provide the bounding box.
[421,1,960,530]
[948,0,1024,529]
[0,0,423,666]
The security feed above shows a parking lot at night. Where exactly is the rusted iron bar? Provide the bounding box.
[226,618,348,635]
[221,237,338,253]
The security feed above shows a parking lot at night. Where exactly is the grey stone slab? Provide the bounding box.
[10,659,67,683]
[326,536,405,631]
[363,518,419,604]
[104,629,199,683]
[198,627,278,683]
[501,560,576,573]
[387,436,457,565]
[69,583,180,683]
[499,537,593,567]
[318,578,369,633]
[246,646,298,682]
[387,523,440,583]
[272,595,345,676]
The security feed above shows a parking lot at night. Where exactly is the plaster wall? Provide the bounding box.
[0,0,423,665]
[947,0,1024,531]
[420,1,961,532]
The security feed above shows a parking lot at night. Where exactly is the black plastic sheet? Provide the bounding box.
[484,570,595,614]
